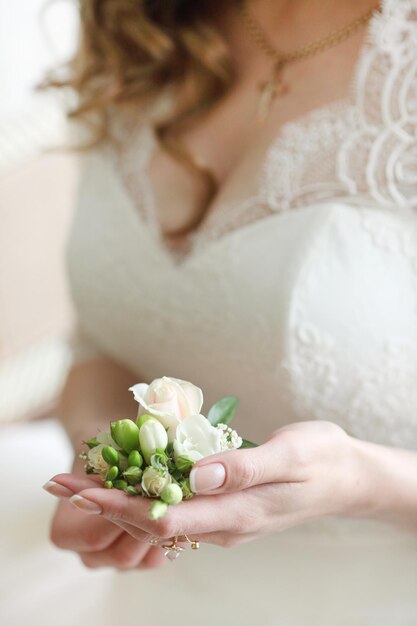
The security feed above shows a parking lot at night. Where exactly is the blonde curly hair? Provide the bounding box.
[42,0,239,232]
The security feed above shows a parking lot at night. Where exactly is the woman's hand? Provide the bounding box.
[45,456,167,570]
[48,421,376,549]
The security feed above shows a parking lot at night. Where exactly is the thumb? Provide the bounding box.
[188,436,294,495]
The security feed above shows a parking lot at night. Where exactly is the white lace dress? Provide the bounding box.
[64,1,417,624]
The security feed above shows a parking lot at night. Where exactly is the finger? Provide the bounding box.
[50,473,155,544]
[78,530,152,570]
[183,530,260,549]
[50,499,124,552]
[109,518,155,543]
[188,430,306,495]
[70,486,247,538]
[44,472,105,499]
[138,546,167,569]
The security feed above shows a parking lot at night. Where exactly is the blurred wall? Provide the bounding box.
[0,0,80,422]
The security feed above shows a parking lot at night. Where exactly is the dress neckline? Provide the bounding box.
[111,3,385,267]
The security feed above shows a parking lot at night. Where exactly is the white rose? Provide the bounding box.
[173,414,222,463]
[141,466,172,497]
[129,376,203,442]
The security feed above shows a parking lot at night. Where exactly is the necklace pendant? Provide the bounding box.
[257,78,277,127]
[257,61,288,127]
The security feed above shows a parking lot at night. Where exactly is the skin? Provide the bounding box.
[148,0,380,246]
[44,0,417,571]
[48,356,167,570]
[49,419,417,558]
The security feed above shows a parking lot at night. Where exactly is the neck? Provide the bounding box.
[239,0,380,49]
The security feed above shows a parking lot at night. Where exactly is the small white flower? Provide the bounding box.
[217,425,243,451]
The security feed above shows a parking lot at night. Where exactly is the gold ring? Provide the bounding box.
[161,535,200,560]
[161,536,186,561]
[182,534,200,550]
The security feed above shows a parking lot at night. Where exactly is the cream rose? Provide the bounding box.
[141,466,172,497]
[87,431,122,478]
[129,376,203,442]
[173,414,222,463]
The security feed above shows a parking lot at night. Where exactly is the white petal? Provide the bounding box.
[96,431,120,449]
[129,383,149,404]
[167,377,204,415]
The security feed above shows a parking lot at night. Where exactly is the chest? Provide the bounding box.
[142,31,367,248]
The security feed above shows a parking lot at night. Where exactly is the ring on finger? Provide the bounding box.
[180,534,200,550]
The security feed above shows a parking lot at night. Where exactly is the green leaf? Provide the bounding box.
[240,438,259,448]
[150,451,168,470]
[207,396,239,426]
[82,437,99,449]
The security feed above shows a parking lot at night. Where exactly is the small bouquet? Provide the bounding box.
[79,376,256,520]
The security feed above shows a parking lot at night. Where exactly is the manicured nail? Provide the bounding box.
[69,495,102,514]
[42,480,74,498]
[189,463,225,493]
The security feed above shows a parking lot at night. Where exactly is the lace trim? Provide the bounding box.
[108,0,417,265]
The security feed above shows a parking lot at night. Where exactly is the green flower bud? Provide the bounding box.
[148,500,168,521]
[139,419,168,465]
[123,466,143,485]
[160,483,183,505]
[127,450,143,468]
[113,479,129,491]
[101,445,120,466]
[110,419,140,453]
[104,481,113,489]
[106,466,119,481]
[136,413,156,430]
[175,455,194,473]
[126,486,139,496]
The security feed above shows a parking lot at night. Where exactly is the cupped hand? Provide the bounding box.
[45,460,167,571]
[49,421,371,549]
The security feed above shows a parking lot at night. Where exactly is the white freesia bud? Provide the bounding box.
[139,418,168,465]
[173,414,222,462]
[141,466,172,497]
[129,376,204,442]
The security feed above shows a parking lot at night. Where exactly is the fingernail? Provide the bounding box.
[69,495,102,514]
[42,480,74,498]
[189,463,225,493]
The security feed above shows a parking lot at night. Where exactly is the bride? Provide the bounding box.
[43,1,417,624]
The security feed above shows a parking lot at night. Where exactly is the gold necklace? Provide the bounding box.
[239,1,380,126]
